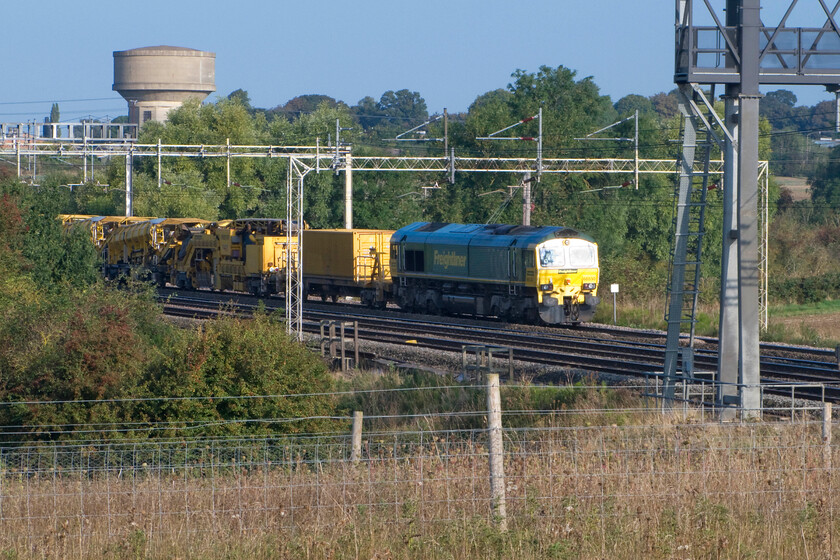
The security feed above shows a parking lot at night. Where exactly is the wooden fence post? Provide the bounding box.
[351,411,363,464]
[823,402,832,471]
[486,373,507,531]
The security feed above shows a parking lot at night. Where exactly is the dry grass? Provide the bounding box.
[0,417,836,559]
[605,296,840,347]
[775,176,811,202]
[768,310,840,347]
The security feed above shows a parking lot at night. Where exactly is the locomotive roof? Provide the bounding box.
[393,222,595,245]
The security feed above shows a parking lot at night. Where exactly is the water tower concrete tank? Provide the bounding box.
[113,46,216,126]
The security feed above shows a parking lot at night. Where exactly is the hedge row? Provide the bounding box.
[770,273,840,304]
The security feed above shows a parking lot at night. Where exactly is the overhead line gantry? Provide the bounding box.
[670,0,840,419]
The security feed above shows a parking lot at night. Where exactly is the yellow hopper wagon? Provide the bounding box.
[62,215,153,250]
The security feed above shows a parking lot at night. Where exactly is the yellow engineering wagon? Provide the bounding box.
[101,217,208,283]
[302,229,394,307]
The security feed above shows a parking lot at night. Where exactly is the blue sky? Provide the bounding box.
[2,1,837,122]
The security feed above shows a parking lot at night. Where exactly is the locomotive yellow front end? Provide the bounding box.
[533,237,600,324]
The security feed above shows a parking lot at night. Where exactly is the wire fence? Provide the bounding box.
[0,380,837,557]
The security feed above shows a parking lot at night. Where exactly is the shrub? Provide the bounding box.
[139,311,337,438]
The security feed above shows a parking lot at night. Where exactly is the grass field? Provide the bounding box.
[598,296,840,348]
[0,415,834,559]
[766,300,840,347]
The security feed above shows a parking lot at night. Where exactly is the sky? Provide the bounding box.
[2,0,838,123]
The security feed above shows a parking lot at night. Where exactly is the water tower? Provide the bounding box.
[113,46,216,126]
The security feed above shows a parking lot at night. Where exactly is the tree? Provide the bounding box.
[614,94,654,117]
[650,91,679,120]
[227,89,253,114]
[760,89,798,129]
[808,143,840,217]
[135,97,264,219]
[353,95,382,130]
[378,90,427,123]
[351,90,428,137]
[506,65,616,152]
[269,95,339,121]
[810,100,836,132]
[49,103,60,123]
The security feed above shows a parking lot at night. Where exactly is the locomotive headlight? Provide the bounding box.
[582,282,596,290]
[540,283,554,291]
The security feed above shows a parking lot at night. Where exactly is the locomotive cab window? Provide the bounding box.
[569,243,597,268]
[405,249,425,272]
[537,239,597,269]
[538,244,566,268]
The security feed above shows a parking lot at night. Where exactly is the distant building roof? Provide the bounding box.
[114,46,214,57]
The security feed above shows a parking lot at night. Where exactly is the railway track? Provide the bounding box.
[159,290,840,402]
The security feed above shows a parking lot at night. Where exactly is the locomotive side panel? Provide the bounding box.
[467,235,516,283]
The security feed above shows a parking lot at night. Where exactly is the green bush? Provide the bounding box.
[0,283,161,441]
[139,311,337,438]
[770,273,840,304]
[0,182,337,442]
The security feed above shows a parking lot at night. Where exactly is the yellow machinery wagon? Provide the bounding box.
[101,217,208,282]
[172,218,303,295]
[61,215,154,250]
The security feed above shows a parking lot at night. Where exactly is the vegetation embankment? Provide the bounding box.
[0,184,337,443]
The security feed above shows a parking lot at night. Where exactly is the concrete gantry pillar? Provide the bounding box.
[718,87,740,419]
[735,0,763,417]
[125,147,133,217]
[344,152,353,229]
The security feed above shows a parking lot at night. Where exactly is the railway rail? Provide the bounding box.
[159,290,840,403]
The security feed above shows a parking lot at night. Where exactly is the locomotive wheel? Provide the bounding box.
[425,299,441,315]
[524,307,539,324]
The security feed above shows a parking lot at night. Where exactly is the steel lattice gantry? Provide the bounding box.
[673,0,840,418]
